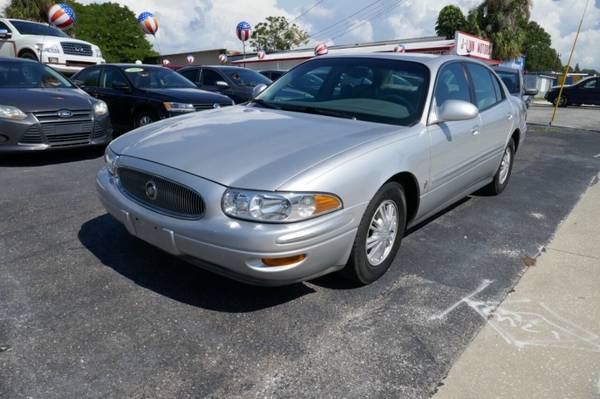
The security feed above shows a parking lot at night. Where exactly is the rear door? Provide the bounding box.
[579,78,600,105]
[464,62,513,177]
[427,62,483,198]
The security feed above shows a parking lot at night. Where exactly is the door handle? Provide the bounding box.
[471,127,480,136]
[507,113,513,120]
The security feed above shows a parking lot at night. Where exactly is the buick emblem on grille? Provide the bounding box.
[145,180,158,200]
[57,110,73,118]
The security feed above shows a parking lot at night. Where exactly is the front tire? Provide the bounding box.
[135,110,156,128]
[482,138,515,195]
[342,182,407,285]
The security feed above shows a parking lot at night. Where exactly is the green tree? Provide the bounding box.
[67,2,157,63]
[520,21,562,71]
[249,16,309,53]
[3,0,157,63]
[435,5,466,39]
[4,0,51,22]
[464,0,531,60]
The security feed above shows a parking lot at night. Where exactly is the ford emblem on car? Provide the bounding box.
[57,110,73,118]
[145,180,158,200]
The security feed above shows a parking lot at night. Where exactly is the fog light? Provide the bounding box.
[0,134,8,143]
[48,57,59,64]
[262,254,306,267]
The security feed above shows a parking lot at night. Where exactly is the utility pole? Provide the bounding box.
[550,0,591,125]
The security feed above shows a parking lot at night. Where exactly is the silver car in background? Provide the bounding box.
[97,54,526,286]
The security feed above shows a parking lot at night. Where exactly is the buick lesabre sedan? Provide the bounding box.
[97,54,526,286]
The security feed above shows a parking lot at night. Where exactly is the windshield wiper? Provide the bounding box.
[279,104,357,120]
[252,99,280,109]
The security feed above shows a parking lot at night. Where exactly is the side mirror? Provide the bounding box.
[0,29,11,40]
[432,100,479,124]
[112,82,130,91]
[72,79,85,88]
[524,88,538,96]
[252,83,268,99]
[215,81,229,89]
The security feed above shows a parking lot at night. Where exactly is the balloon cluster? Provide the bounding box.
[314,43,328,56]
[48,3,76,30]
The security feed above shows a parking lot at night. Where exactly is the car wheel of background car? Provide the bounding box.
[482,138,515,196]
[342,182,407,285]
[135,111,156,128]
[18,50,38,61]
[553,96,568,107]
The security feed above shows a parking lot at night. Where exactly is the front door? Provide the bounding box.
[427,62,483,201]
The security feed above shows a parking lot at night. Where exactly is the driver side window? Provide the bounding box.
[435,63,471,106]
[101,68,128,89]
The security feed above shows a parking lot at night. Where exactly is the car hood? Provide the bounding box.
[111,105,401,190]
[0,88,93,112]
[142,88,232,104]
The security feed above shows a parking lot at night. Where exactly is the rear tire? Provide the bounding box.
[342,182,407,285]
[482,138,515,195]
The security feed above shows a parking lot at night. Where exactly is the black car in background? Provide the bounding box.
[72,64,233,134]
[545,76,600,107]
[492,66,538,108]
[0,57,111,152]
[259,70,287,81]
[178,65,272,103]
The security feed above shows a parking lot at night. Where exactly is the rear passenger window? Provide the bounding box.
[490,73,505,102]
[435,63,470,105]
[465,63,499,110]
[180,69,198,83]
[75,68,100,87]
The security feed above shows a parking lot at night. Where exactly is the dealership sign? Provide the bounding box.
[455,31,492,59]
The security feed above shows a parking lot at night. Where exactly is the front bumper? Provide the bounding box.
[42,53,105,75]
[96,157,362,286]
[0,113,112,153]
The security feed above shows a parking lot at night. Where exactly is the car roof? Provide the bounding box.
[109,64,168,69]
[301,53,492,70]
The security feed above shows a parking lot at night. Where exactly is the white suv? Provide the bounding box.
[0,18,105,75]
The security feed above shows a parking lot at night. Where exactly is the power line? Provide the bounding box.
[308,0,386,40]
[327,0,404,42]
[290,0,326,24]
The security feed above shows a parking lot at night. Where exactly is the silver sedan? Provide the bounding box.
[96,54,526,286]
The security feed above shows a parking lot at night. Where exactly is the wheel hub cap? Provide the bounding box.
[499,146,512,184]
[366,200,398,266]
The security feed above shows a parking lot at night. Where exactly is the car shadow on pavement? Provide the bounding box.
[0,146,104,167]
[78,214,315,313]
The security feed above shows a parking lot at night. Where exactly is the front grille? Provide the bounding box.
[33,110,93,147]
[19,125,43,144]
[61,42,93,57]
[117,168,204,219]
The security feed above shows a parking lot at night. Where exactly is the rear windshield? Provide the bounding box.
[0,61,73,88]
[495,70,520,94]
[10,20,69,37]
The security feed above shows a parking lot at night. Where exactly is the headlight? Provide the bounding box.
[43,44,60,53]
[222,189,342,223]
[104,147,119,175]
[94,100,108,117]
[163,102,195,113]
[0,105,27,120]
[93,46,102,58]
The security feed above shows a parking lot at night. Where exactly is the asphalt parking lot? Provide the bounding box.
[1,125,599,398]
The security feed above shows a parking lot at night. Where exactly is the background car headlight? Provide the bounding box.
[93,46,102,58]
[222,189,342,222]
[163,102,195,113]
[0,105,27,121]
[43,44,60,53]
[104,147,119,175]
[94,100,108,117]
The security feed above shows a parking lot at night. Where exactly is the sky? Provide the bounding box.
[2,0,599,69]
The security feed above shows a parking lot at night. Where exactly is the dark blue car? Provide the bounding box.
[72,64,233,134]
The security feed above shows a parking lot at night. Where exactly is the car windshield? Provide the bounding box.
[495,70,520,94]
[0,61,73,88]
[254,57,430,126]
[10,20,69,37]
[227,68,271,87]
[123,67,197,89]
